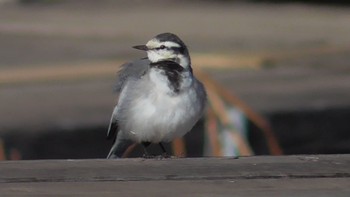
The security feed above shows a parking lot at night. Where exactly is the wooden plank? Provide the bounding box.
[0,155,349,196]
[1,178,349,197]
[0,155,349,182]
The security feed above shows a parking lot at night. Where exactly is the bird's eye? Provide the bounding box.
[159,45,166,49]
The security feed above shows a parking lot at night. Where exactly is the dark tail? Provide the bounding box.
[107,137,133,159]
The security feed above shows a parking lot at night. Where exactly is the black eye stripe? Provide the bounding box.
[154,45,166,50]
[171,46,184,53]
[154,46,184,53]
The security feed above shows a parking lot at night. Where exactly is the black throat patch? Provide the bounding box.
[150,61,186,93]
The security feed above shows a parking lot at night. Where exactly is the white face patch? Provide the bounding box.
[147,49,174,63]
[146,39,159,49]
[162,41,181,48]
[145,39,189,68]
[146,39,181,49]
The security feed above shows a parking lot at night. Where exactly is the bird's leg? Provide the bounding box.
[159,143,170,158]
[142,142,153,158]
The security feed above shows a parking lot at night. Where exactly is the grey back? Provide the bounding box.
[115,58,150,93]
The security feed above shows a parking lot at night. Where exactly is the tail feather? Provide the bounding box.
[107,137,133,159]
[107,105,119,140]
[107,120,118,140]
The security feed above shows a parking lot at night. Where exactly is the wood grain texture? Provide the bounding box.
[0,155,349,196]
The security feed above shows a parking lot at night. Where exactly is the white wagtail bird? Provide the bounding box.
[106,33,207,159]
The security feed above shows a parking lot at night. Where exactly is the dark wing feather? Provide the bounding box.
[114,58,150,93]
[107,58,150,140]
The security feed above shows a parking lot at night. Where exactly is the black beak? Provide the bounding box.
[132,45,148,51]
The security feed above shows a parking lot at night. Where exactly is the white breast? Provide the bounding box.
[123,69,203,143]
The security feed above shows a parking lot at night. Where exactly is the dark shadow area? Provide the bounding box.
[1,119,206,160]
[249,107,350,155]
[2,108,350,159]
[3,127,111,159]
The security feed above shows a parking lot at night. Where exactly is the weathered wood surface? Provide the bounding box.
[0,155,349,196]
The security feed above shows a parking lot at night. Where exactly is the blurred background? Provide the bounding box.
[1,0,350,160]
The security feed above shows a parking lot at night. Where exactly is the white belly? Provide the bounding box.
[126,88,201,143]
[123,70,203,143]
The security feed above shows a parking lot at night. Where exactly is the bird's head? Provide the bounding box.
[133,33,191,69]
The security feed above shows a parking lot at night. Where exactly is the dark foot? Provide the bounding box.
[141,142,152,158]
[142,154,156,159]
[161,152,171,158]
[159,143,169,154]
[142,153,173,159]
[153,153,173,160]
